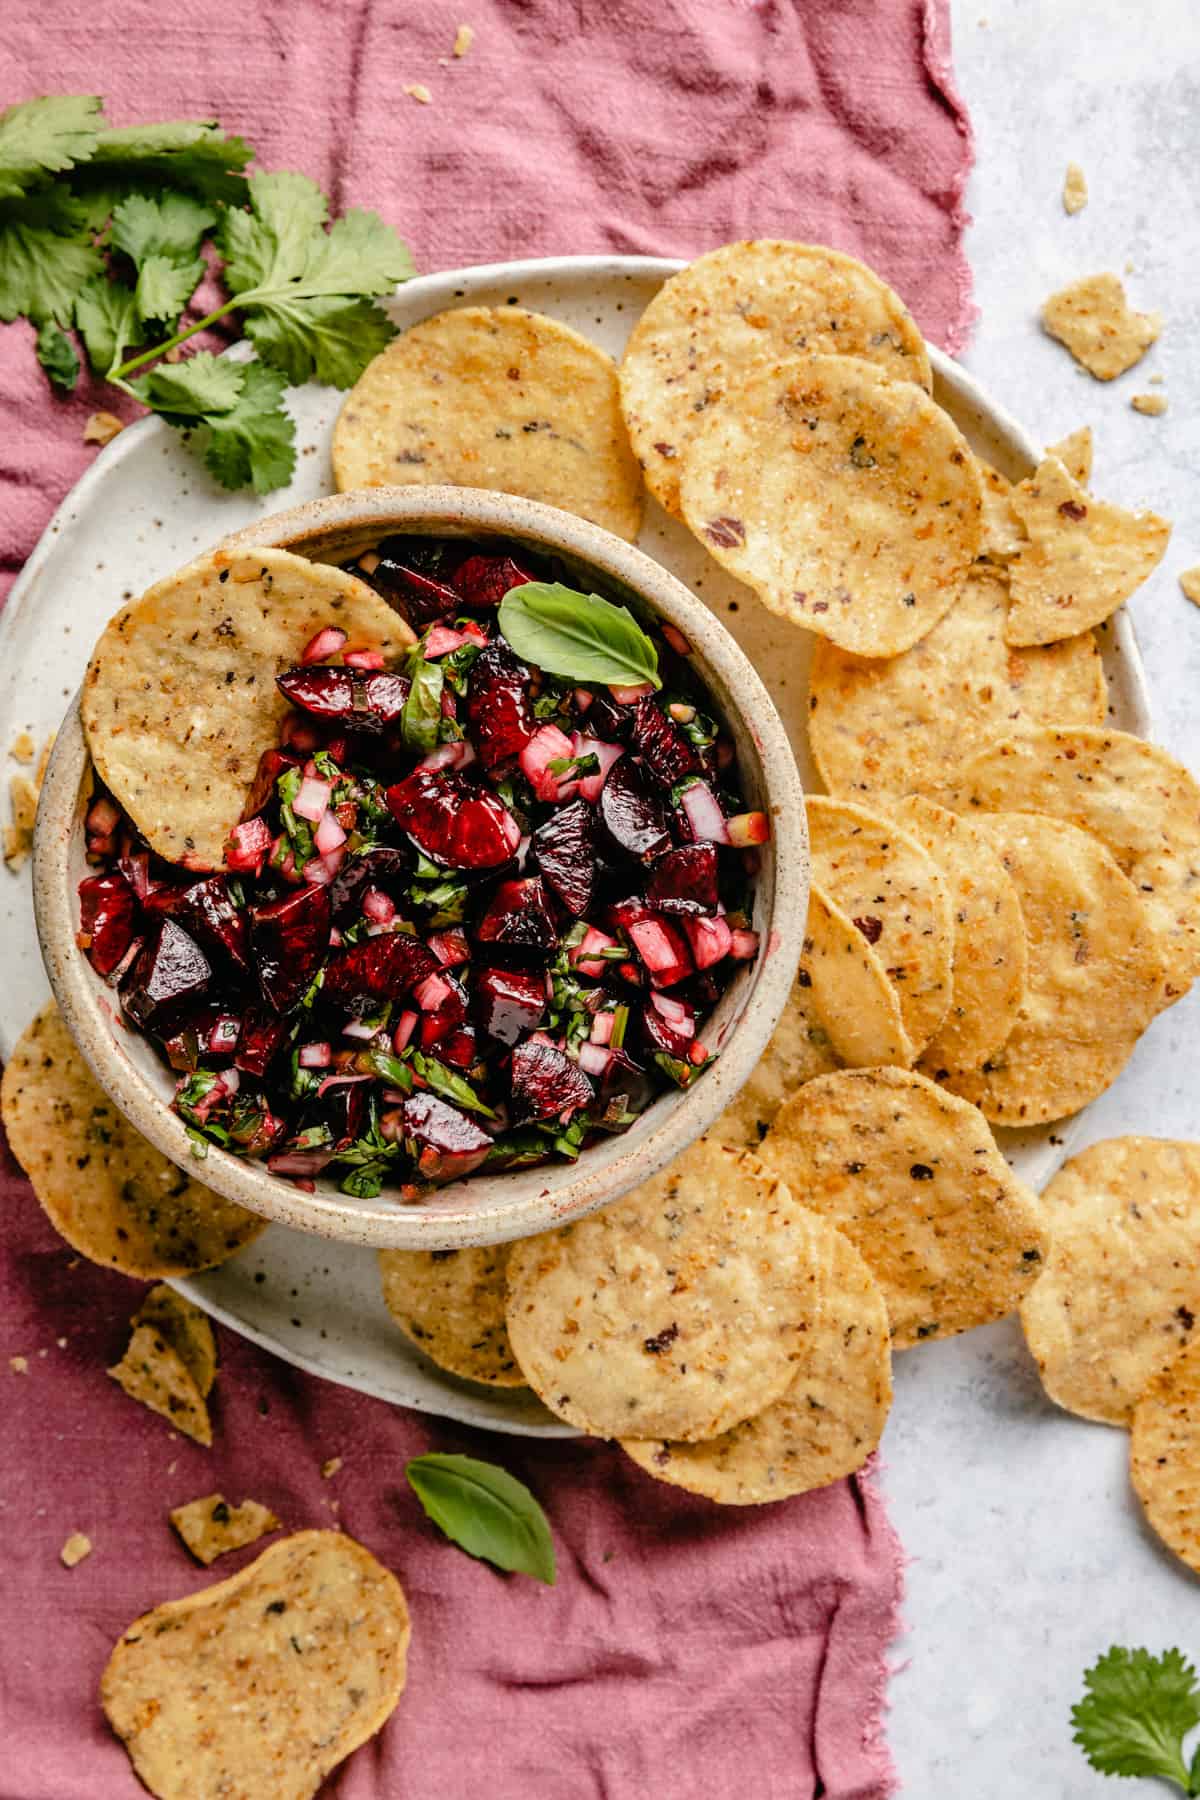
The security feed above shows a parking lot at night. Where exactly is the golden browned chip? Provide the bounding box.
[1005,456,1170,646]
[757,1067,1047,1347]
[101,1530,410,1800]
[133,1285,217,1399]
[678,353,981,657]
[1181,567,1200,608]
[1131,1340,1200,1571]
[710,973,841,1151]
[977,463,1025,560]
[108,1324,212,1447]
[805,796,954,1057]
[941,813,1166,1125]
[622,1211,892,1503]
[1021,1138,1200,1426]
[893,796,1027,1077]
[1046,426,1093,487]
[801,885,914,1069]
[505,1139,823,1441]
[807,566,1107,803]
[618,240,930,516]
[170,1494,282,1565]
[1041,272,1161,380]
[332,306,643,541]
[378,1245,523,1386]
[951,727,1200,995]
[1,1003,264,1278]
[1062,162,1088,215]
[83,547,409,869]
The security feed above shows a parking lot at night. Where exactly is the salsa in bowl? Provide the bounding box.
[35,488,807,1249]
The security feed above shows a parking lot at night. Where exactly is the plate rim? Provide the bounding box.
[3,250,1154,1433]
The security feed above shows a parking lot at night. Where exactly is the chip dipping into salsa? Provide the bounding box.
[78,541,767,1199]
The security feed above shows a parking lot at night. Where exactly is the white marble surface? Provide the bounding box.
[885,5,1200,1794]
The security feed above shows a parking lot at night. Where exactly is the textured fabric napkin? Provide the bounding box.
[0,2,976,1793]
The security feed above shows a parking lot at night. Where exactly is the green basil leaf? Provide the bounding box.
[401,656,444,753]
[498,582,660,690]
[406,1452,556,1584]
[410,1051,495,1118]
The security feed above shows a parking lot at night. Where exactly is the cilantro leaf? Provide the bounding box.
[0,95,104,201]
[215,175,412,385]
[134,252,205,326]
[0,191,104,323]
[131,353,296,494]
[1072,1646,1200,1792]
[35,321,80,391]
[73,118,252,205]
[74,273,143,374]
[110,191,217,267]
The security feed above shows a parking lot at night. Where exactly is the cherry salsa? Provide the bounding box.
[77,538,769,1198]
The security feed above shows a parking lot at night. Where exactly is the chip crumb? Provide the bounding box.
[34,733,54,787]
[10,731,35,764]
[83,411,125,447]
[1131,392,1168,416]
[170,1493,282,1565]
[60,1532,93,1568]
[1041,272,1161,381]
[1062,162,1088,214]
[1180,567,1200,608]
[321,1456,343,1479]
[5,771,38,871]
[453,23,474,55]
[9,1354,28,1374]
[403,83,432,104]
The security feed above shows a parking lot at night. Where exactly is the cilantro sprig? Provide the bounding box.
[1073,1647,1200,1793]
[0,95,413,493]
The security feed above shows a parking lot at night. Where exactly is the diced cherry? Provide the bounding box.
[322,931,438,1014]
[249,884,332,1012]
[476,876,558,959]
[122,918,211,1032]
[453,552,537,608]
[681,912,733,969]
[241,749,301,822]
[510,1038,594,1125]
[235,1008,290,1076]
[277,665,410,732]
[386,768,520,870]
[78,872,139,978]
[428,927,469,967]
[474,966,547,1045]
[598,757,672,861]
[329,846,410,923]
[629,697,699,789]
[465,642,536,773]
[646,842,720,916]
[401,1091,492,1181]
[371,537,466,625]
[531,800,596,917]
[179,874,251,973]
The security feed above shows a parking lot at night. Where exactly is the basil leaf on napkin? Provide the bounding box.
[498,582,661,690]
[406,1452,556,1584]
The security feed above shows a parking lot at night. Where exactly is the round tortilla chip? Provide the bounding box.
[803,884,915,1070]
[505,1139,820,1441]
[378,1245,523,1387]
[1046,426,1093,488]
[1131,1339,1200,1571]
[1,1002,264,1278]
[805,796,954,1057]
[893,796,1028,1077]
[1021,1138,1200,1426]
[332,305,643,541]
[133,1284,218,1398]
[622,1211,892,1504]
[941,814,1166,1125]
[1005,455,1170,647]
[807,567,1108,803]
[950,727,1200,998]
[709,969,842,1152]
[977,462,1025,561]
[678,354,981,657]
[757,1067,1047,1349]
[101,1530,410,1800]
[619,240,930,516]
[82,546,409,870]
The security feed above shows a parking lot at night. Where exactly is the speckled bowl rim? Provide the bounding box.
[34,486,807,1250]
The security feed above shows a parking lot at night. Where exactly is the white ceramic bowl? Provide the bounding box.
[33,486,808,1250]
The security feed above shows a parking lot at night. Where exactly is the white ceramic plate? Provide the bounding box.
[0,255,1151,1434]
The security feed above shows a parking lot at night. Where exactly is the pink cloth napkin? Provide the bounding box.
[0,3,976,1793]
